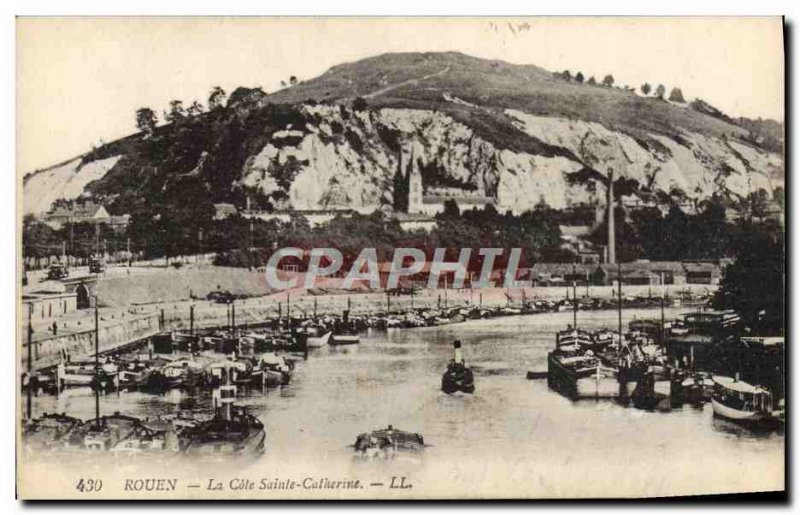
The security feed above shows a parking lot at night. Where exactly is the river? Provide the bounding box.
[25,308,784,499]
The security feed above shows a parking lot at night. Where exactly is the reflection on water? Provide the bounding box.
[27,308,784,497]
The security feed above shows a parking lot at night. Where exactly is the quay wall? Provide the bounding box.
[24,284,717,372]
[23,313,161,372]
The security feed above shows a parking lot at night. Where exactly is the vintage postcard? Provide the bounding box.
[16,17,785,499]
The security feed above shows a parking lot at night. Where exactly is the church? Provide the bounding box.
[396,148,496,217]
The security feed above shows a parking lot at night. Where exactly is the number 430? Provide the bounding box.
[75,478,103,492]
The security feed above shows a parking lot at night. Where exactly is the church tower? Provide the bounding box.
[407,148,423,214]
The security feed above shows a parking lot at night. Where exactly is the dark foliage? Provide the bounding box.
[713,221,784,335]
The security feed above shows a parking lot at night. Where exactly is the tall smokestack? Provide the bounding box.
[607,169,616,265]
[453,340,463,364]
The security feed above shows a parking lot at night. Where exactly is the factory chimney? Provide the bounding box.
[607,169,616,265]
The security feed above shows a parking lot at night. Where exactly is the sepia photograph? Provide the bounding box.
[14,15,785,500]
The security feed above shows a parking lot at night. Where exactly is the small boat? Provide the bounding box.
[548,353,620,399]
[547,328,621,399]
[251,353,294,387]
[23,412,84,451]
[82,413,142,451]
[206,358,253,387]
[330,333,360,345]
[711,375,775,423]
[331,311,361,345]
[353,425,425,458]
[631,369,669,410]
[56,361,117,390]
[182,384,265,457]
[441,340,475,394]
[304,330,332,349]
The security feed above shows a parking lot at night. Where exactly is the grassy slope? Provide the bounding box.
[266,51,749,144]
[35,51,772,216]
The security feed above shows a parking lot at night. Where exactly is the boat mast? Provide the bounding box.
[617,262,622,347]
[660,272,665,345]
[572,264,577,329]
[26,302,33,420]
[94,295,100,427]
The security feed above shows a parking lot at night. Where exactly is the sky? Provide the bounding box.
[17,17,784,173]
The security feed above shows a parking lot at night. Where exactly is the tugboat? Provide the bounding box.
[711,375,776,424]
[441,340,475,394]
[331,310,360,345]
[353,425,425,459]
[182,367,266,457]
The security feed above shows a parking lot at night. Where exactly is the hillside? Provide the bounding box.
[22,51,784,218]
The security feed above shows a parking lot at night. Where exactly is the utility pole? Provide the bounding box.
[69,219,74,267]
[607,169,616,265]
[249,219,255,269]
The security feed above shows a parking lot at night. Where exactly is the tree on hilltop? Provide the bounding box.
[208,86,227,110]
[655,84,666,99]
[187,101,204,116]
[575,71,584,83]
[669,87,686,103]
[641,83,652,96]
[135,107,158,137]
[602,74,615,87]
[163,100,186,123]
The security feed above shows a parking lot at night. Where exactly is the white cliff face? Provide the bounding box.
[23,155,121,215]
[24,104,783,217]
[237,104,782,216]
[506,109,784,202]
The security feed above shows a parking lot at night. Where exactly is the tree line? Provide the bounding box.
[552,69,686,102]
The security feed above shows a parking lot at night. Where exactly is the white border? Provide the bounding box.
[2,1,797,513]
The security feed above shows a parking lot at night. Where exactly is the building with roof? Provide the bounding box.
[22,282,78,324]
[404,149,496,217]
[682,262,723,285]
[521,263,598,286]
[390,212,438,233]
[596,261,697,286]
[213,203,239,221]
[43,201,111,230]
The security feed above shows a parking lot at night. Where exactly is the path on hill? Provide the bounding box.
[364,66,450,99]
